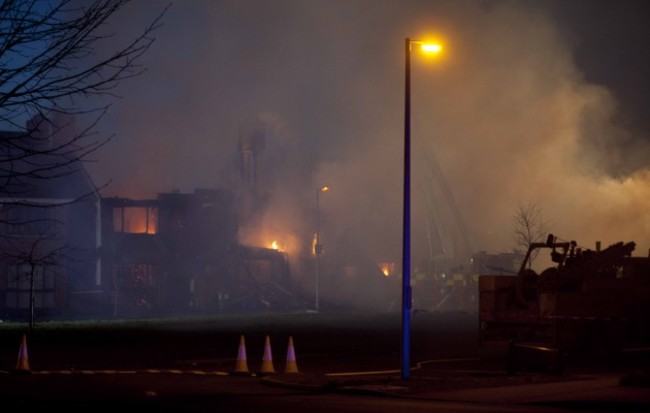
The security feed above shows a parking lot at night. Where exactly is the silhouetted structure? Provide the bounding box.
[0,115,99,320]
[0,117,295,320]
[479,234,650,358]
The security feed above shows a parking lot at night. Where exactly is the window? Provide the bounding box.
[5,264,56,308]
[124,263,157,308]
[6,206,61,236]
[112,206,157,234]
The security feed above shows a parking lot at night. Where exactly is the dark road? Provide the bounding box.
[1,312,647,412]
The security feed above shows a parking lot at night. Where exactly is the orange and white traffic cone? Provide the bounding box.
[232,335,251,376]
[14,334,31,374]
[284,336,299,373]
[259,335,275,376]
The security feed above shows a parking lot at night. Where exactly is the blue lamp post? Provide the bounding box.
[402,37,442,380]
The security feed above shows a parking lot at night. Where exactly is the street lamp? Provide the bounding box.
[402,38,443,380]
[315,185,329,312]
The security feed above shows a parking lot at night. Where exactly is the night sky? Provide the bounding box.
[80,0,649,264]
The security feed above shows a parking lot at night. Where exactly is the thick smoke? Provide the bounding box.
[86,0,650,284]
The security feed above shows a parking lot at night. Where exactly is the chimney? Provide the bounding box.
[238,120,267,221]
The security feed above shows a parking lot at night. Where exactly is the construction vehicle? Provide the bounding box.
[478,234,650,372]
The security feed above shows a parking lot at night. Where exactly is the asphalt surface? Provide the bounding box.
[262,370,650,410]
[5,365,646,412]
[1,312,649,411]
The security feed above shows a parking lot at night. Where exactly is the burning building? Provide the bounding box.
[0,114,424,319]
[0,114,298,320]
[100,188,296,317]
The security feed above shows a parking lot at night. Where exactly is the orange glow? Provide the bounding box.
[311,233,318,256]
[238,220,305,256]
[113,206,157,234]
[378,262,395,277]
[239,227,300,254]
[421,43,442,54]
[268,239,288,252]
[321,186,329,192]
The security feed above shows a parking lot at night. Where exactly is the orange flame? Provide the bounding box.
[378,262,395,277]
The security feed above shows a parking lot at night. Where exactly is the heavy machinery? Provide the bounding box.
[479,234,650,370]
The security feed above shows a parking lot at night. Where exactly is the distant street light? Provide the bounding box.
[402,38,443,380]
[315,185,329,312]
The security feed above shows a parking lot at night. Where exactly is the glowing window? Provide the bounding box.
[113,207,157,234]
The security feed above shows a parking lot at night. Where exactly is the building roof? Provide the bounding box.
[0,114,99,204]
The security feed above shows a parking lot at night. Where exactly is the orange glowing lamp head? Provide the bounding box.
[320,186,329,192]
[411,38,445,58]
[421,43,442,54]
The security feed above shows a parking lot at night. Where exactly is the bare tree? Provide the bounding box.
[3,236,66,331]
[0,1,168,323]
[1,217,69,331]
[0,0,168,206]
[512,201,549,269]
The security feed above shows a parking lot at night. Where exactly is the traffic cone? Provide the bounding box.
[14,334,31,374]
[232,335,251,376]
[259,335,275,376]
[284,336,299,373]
